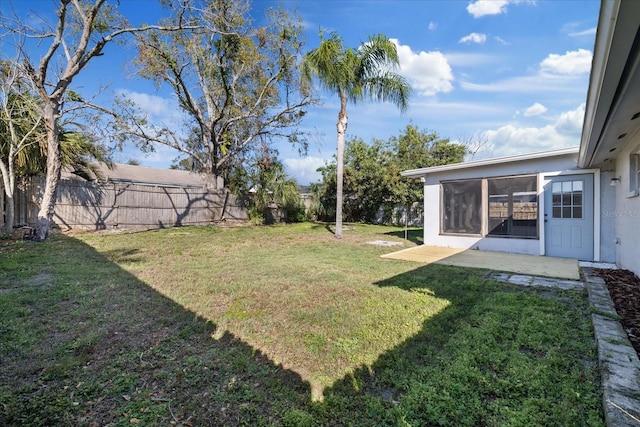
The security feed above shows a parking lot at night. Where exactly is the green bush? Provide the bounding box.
[282,409,315,427]
[285,203,306,223]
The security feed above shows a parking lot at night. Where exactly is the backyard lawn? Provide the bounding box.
[1,223,604,426]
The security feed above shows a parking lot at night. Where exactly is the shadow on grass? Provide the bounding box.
[384,228,423,245]
[0,235,310,426]
[100,247,144,264]
[309,221,336,236]
[317,263,604,426]
[0,236,603,426]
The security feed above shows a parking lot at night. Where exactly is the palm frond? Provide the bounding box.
[304,31,411,110]
[357,33,400,73]
[361,72,411,112]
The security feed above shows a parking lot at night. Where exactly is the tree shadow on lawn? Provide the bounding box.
[318,263,604,426]
[384,228,423,245]
[0,236,311,426]
[1,237,603,426]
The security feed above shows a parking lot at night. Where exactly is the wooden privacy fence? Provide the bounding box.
[374,202,424,227]
[4,176,249,231]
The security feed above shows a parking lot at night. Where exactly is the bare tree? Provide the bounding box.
[461,133,492,160]
[1,0,197,240]
[114,0,315,187]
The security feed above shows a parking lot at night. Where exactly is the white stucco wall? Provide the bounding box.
[613,133,640,276]
[422,153,584,256]
[599,170,617,262]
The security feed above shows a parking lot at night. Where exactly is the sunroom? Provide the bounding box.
[401,147,607,261]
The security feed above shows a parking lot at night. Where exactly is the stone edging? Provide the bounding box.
[582,267,640,426]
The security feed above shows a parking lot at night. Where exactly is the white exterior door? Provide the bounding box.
[544,174,594,260]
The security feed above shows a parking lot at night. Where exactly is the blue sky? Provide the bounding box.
[3,0,600,184]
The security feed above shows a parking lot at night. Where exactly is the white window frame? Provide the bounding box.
[440,174,539,239]
[487,175,539,238]
[629,151,640,198]
[440,179,483,236]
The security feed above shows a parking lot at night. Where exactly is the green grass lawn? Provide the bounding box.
[0,223,604,426]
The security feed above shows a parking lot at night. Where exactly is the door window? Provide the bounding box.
[551,180,583,219]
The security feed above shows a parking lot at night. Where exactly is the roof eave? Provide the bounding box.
[578,0,640,168]
[578,0,621,168]
[401,147,579,179]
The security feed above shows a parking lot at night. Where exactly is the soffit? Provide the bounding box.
[579,0,640,167]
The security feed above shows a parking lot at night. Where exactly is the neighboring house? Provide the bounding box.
[298,185,313,213]
[84,162,219,189]
[401,0,639,277]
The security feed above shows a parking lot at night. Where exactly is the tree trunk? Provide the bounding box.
[4,193,15,234]
[335,93,348,239]
[1,162,15,233]
[34,105,62,241]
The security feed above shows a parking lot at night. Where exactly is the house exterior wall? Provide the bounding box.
[613,132,640,274]
[422,153,584,256]
[599,169,617,262]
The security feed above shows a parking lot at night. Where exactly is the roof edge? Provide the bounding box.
[578,0,622,168]
[401,146,579,178]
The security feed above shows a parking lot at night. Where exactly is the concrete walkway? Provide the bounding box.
[381,245,580,280]
[492,269,640,426]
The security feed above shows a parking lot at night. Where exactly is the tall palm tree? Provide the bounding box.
[303,32,411,238]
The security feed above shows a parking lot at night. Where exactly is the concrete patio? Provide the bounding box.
[381,245,581,280]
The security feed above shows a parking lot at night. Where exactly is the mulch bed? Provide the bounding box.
[595,268,640,357]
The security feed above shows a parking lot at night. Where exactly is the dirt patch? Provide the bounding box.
[595,268,640,357]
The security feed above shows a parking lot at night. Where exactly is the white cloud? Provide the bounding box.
[482,124,564,156]
[540,49,593,75]
[444,52,497,67]
[391,39,454,96]
[457,47,590,96]
[459,32,487,44]
[467,0,510,18]
[136,144,185,167]
[555,103,585,135]
[479,104,585,156]
[116,89,184,130]
[119,90,172,116]
[460,72,585,94]
[284,156,326,184]
[569,27,597,37]
[113,90,188,169]
[523,102,547,117]
[428,21,437,31]
[494,36,509,45]
[467,1,536,19]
